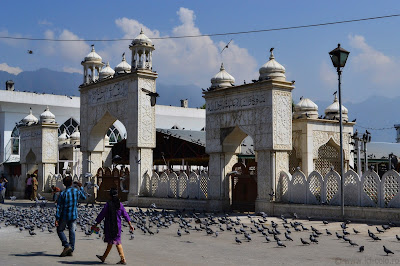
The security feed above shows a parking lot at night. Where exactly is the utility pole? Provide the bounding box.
[362,131,371,172]
[351,131,362,176]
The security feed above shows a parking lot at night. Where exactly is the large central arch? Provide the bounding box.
[204,78,294,212]
[80,70,158,203]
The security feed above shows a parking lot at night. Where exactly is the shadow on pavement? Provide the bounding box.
[12,251,59,257]
[58,261,103,265]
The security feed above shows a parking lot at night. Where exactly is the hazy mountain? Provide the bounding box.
[0,69,397,142]
[0,68,82,96]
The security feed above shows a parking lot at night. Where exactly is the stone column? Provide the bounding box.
[37,163,44,192]
[207,152,234,210]
[82,151,89,175]
[42,163,56,192]
[90,151,103,176]
[128,147,140,204]
[208,153,222,200]
[255,150,273,213]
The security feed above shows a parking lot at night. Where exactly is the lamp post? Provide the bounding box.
[329,43,350,219]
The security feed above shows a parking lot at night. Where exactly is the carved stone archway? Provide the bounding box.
[80,69,158,204]
[203,78,294,212]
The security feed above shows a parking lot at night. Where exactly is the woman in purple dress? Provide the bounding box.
[94,188,134,264]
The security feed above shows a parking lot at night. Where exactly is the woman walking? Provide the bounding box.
[93,188,133,264]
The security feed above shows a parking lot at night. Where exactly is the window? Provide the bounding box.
[11,126,20,155]
[59,118,79,136]
[107,125,123,144]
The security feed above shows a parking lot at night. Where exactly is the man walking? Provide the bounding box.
[55,175,87,257]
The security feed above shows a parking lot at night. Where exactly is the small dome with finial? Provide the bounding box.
[99,62,115,80]
[84,45,102,63]
[293,98,319,119]
[325,94,348,120]
[40,106,56,124]
[211,63,235,89]
[22,108,38,126]
[115,53,131,74]
[259,48,286,81]
[131,29,153,46]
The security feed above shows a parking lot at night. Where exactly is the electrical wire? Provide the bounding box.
[0,14,399,42]
[354,124,395,130]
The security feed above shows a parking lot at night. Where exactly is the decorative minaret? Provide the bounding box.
[81,45,104,84]
[129,29,155,70]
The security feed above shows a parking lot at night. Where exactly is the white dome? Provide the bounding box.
[259,49,286,81]
[293,98,318,119]
[84,45,102,63]
[324,95,348,120]
[211,63,235,89]
[70,128,80,141]
[114,53,131,74]
[40,106,56,124]
[22,108,38,126]
[131,29,153,46]
[99,62,115,80]
[58,129,69,142]
[295,98,318,112]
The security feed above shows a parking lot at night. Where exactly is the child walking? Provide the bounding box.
[93,188,134,264]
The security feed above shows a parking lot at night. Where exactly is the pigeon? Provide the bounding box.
[177,229,181,237]
[285,232,293,241]
[396,235,400,241]
[326,229,332,235]
[336,232,343,239]
[349,240,358,246]
[235,237,242,244]
[371,234,381,241]
[10,196,16,201]
[383,246,394,255]
[376,227,384,233]
[276,240,286,247]
[359,246,364,252]
[323,220,329,225]
[300,238,310,245]
[265,235,271,242]
[310,235,318,244]
[353,228,360,234]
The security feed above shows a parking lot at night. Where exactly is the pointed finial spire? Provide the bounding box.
[91,44,95,52]
[122,52,126,61]
[220,63,225,71]
[106,61,110,67]
[269,47,275,60]
[29,107,33,115]
[140,28,144,34]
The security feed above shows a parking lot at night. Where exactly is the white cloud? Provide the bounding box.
[58,30,90,63]
[319,61,337,87]
[0,63,22,75]
[108,7,258,87]
[38,19,52,26]
[348,34,399,85]
[63,66,82,74]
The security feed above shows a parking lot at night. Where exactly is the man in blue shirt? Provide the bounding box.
[56,175,87,257]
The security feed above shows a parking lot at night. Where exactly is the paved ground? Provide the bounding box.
[1,200,400,265]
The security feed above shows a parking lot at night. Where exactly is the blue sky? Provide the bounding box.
[1,0,400,106]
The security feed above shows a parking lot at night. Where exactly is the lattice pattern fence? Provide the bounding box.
[276,168,400,208]
[145,171,209,199]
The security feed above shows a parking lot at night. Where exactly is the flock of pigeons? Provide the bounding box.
[0,202,399,259]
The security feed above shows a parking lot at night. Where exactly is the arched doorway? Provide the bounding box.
[221,126,257,211]
[25,149,37,175]
[314,139,341,176]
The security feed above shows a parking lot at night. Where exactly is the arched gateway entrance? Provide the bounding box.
[80,31,157,204]
[203,50,294,212]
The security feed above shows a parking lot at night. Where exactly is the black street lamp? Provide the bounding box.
[329,43,350,219]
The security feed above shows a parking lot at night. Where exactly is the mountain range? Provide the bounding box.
[0,68,397,142]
